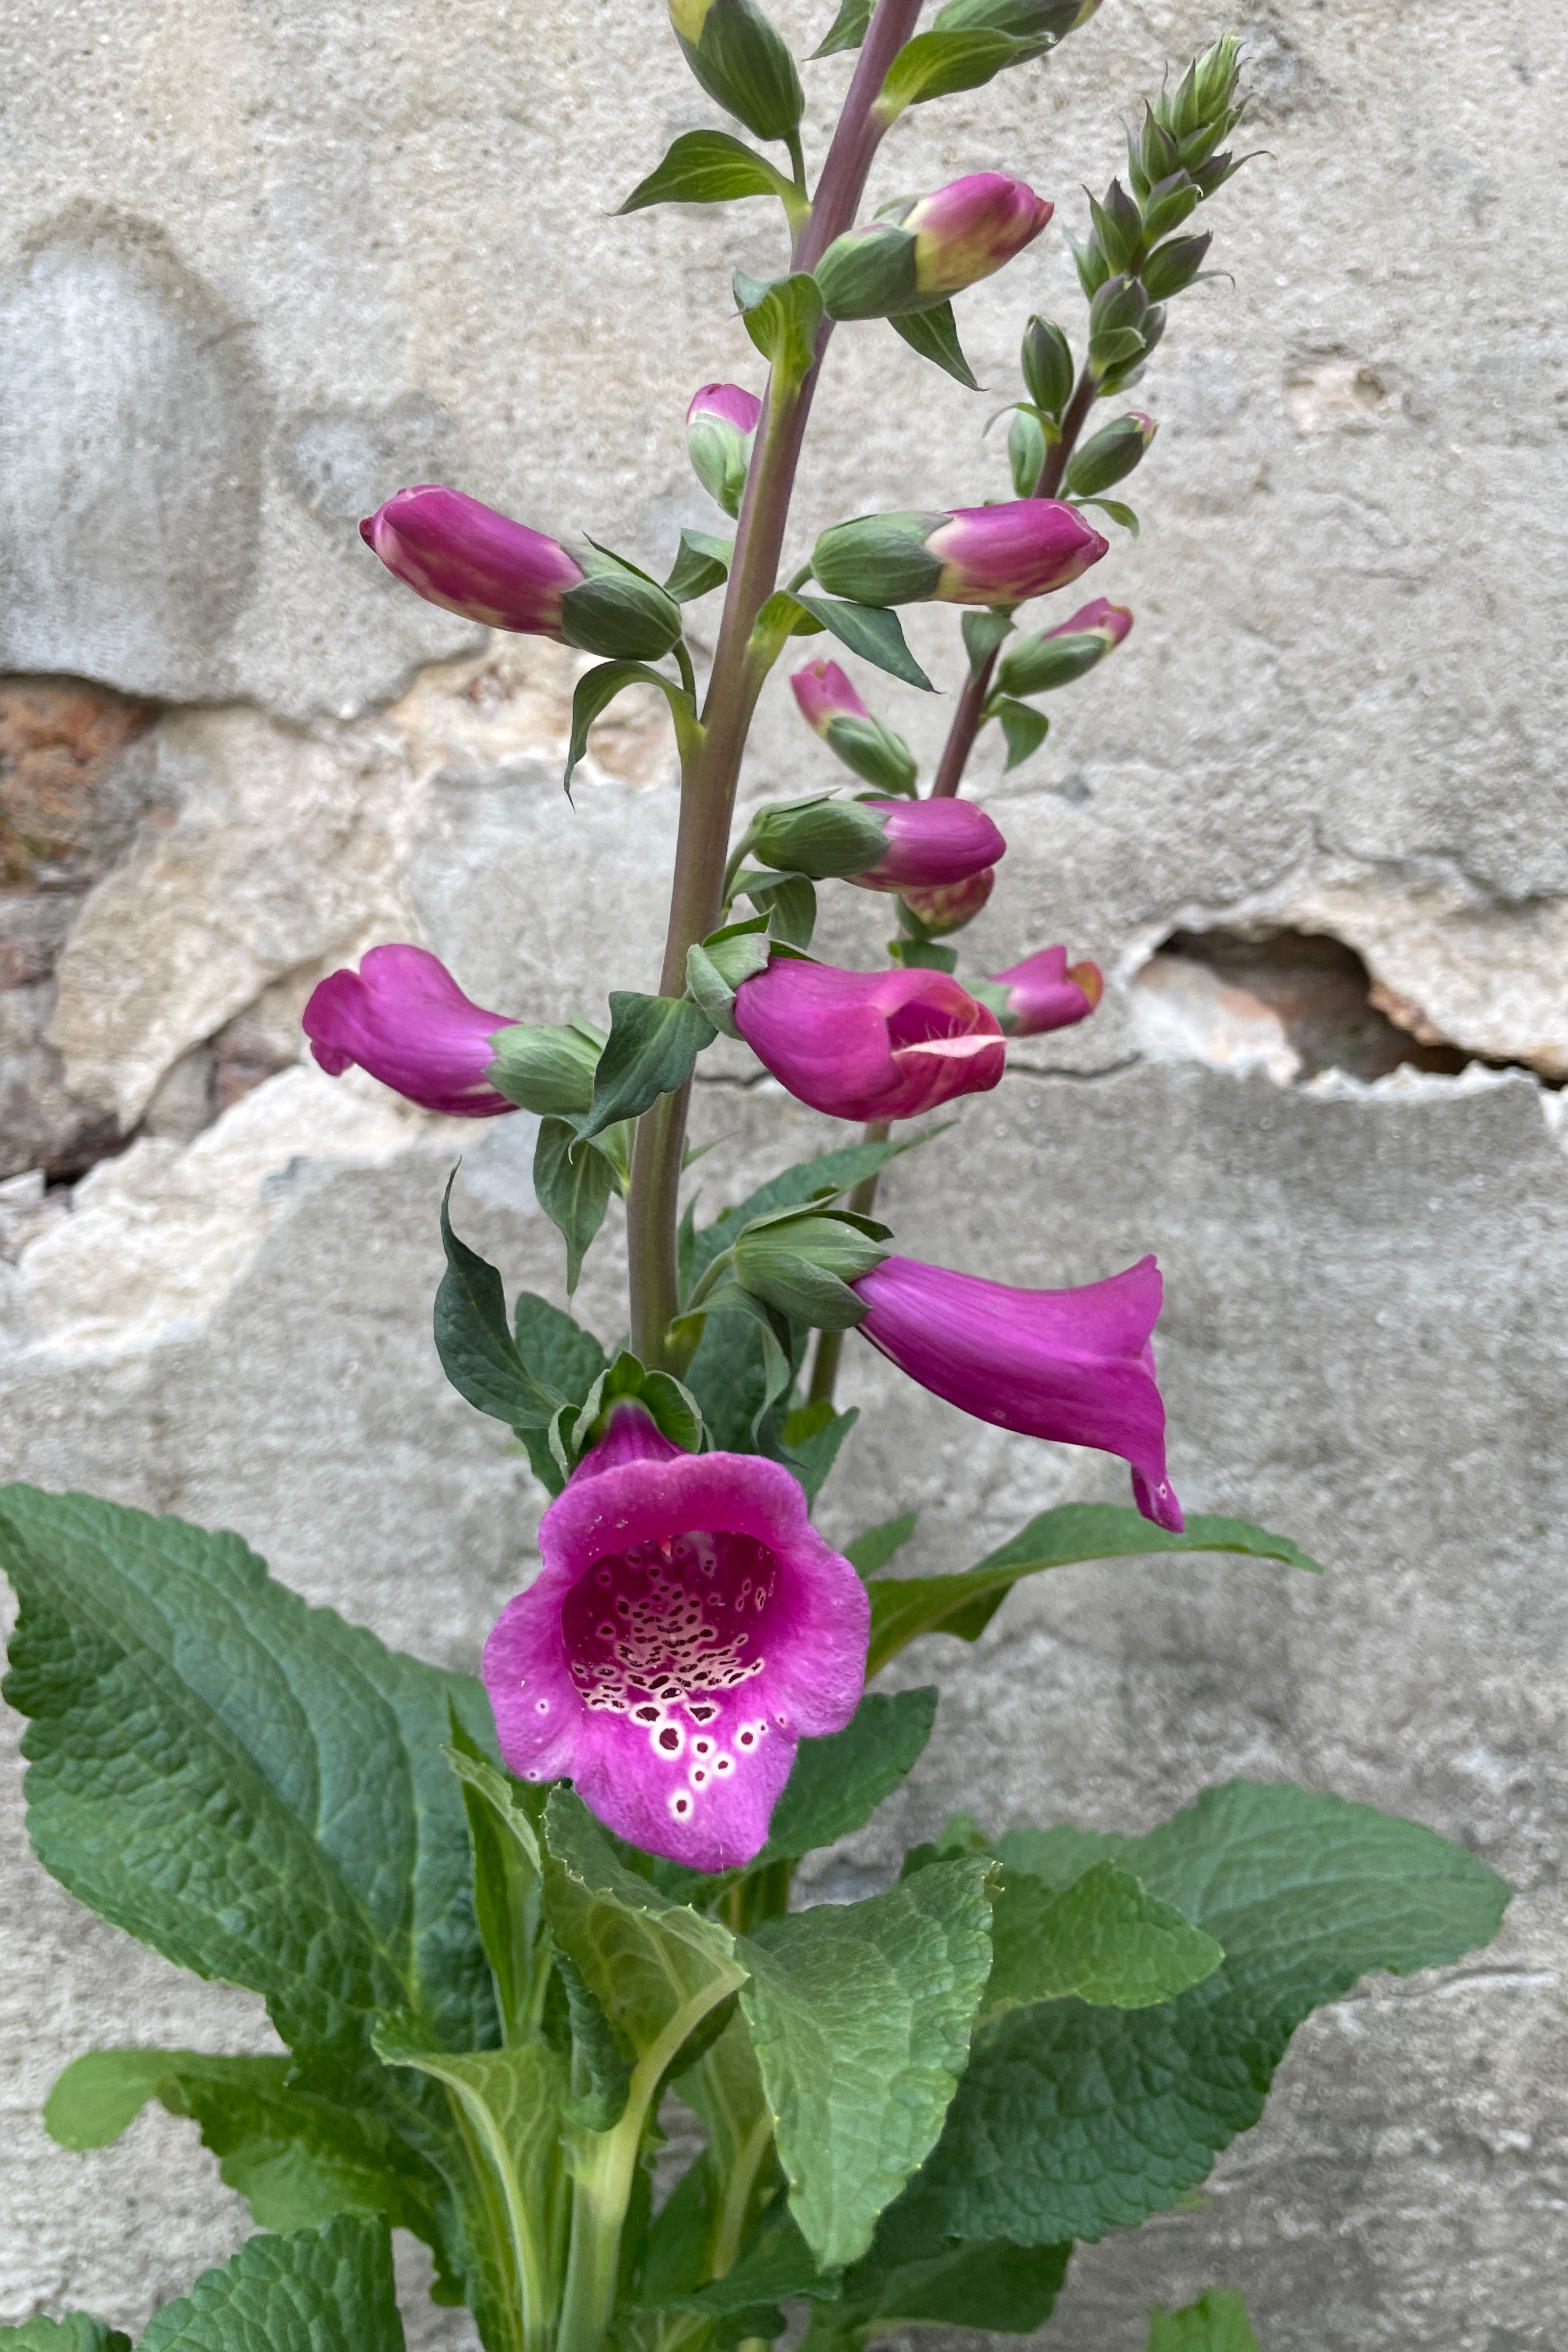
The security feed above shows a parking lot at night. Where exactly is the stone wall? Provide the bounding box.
[2,1,1564,2346]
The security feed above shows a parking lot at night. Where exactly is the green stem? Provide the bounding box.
[806,1123,891,1406]
[673,637,698,702]
[927,364,1099,799]
[624,0,923,1368]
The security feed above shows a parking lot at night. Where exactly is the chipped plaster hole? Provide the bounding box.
[1284,352,1392,434]
[1132,928,1563,1090]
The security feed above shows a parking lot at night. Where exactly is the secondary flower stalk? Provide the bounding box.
[303,945,517,1117]
[482,1403,867,1869]
[852,1252,1182,1528]
[733,959,1005,1120]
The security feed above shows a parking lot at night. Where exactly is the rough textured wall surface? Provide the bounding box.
[1,0,1564,2346]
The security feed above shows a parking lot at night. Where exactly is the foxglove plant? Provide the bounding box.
[0,12,1507,2352]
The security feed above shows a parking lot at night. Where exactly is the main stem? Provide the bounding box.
[626,0,923,1366]
[928,367,1098,797]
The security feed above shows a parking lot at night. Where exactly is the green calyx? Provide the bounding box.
[749,793,890,880]
[823,713,918,796]
[487,1019,604,1116]
[994,628,1108,699]
[814,222,924,322]
[811,512,948,608]
[727,1204,891,1326]
[560,557,685,660]
[1064,412,1155,497]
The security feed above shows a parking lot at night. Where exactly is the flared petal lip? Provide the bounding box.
[734,960,1005,1121]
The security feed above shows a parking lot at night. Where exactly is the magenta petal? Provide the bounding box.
[687,381,764,434]
[790,658,868,736]
[734,960,1005,1123]
[852,1253,1180,1528]
[302,943,518,1117]
[482,1411,869,1872]
[849,798,1006,893]
[924,501,1108,605]
[361,486,584,636]
[989,945,1103,1037]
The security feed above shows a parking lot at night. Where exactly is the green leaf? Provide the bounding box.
[1075,494,1140,535]
[865,1503,1325,1675]
[435,1175,561,1430]
[138,2215,403,2352]
[759,1687,938,1867]
[834,2202,1069,2336]
[842,1510,917,1578]
[444,1729,549,2047]
[961,606,1015,674]
[533,1116,616,1295]
[779,1399,858,1504]
[1148,2288,1264,2352]
[565,660,699,795]
[665,526,736,604]
[554,1948,634,2130]
[0,2321,129,2352]
[735,271,824,392]
[985,1859,1223,2011]
[991,696,1050,772]
[736,868,818,949]
[688,1283,801,1449]
[578,991,717,1141]
[738,1858,994,2267]
[790,593,935,691]
[0,1486,497,2068]
[878,27,1024,112]
[892,1779,1510,2249]
[513,1294,609,1405]
[372,2021,570,2322]
[689,1140,913,1294]
[890,302,979,391]
[44,2046,445,2239]
[641,2196,837,2319]
[620,129,803,221]
[812,0,873,55]
[542,1789,745,2070]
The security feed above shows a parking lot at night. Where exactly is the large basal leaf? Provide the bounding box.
[44,2047,444,2240]
[888,1779,1508,2248]
[0,2323,130,2352]
[0,1487,498,2067]
[984,1859,1222,2012]
[866,1503,1324,1674]
[831,2199,1071,2340]
[137,2215,403,2352]
[738,1858,994,2269]
[1148,2289,1263,2352]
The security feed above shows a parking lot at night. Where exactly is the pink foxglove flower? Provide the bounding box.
[816,174,1053,320]
[686,382,762,518]
[482,1405,868,1869]
[361,486,586,636]
[303,944,517,1117]
[988,944,1104,1034]
[1046,597,1133,649]
[852,1253,1182,1529]
[790,657,868,736]
[734,959,1005,1121]
[848,798,1006,894]
[813,501,1106,609]
[790,660,918,796]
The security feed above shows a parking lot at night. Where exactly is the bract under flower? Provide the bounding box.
[483,1405,868,1870]
[852,1252,1182,1529]
[734,959,1005,1121]
[303,943,518,1117]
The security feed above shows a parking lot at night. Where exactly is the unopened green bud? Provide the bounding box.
[813,221,922,321]
[1086,273,1149,380]
[669,0,803,144]
[1089,179,1143,276]
[1008,407,1047,497]
[487,1020,602,1114]
[1021,316,1075,415]
[1128,104,1181,200]
[1065,412,1156,497]
[1140,231,1212,302]
[750,793,890,879]
[1141,171,1200,243]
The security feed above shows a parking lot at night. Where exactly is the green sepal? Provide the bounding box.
[734,270,824,392]
[1020,314,1075,414]
[750,792,888,880]
[961,605,1015,674]
[569,1350,706,1458]
[822,711,918,795]
[560,567,684,663]
[1140,228,1214,298]
[619,128,806,225]
[727,1205,890,1328]
[811,0,872,55]
[665,525,736,602]
[995,626,1106,696]
[435,1173,564,1428]
[563,660,701,794]
[865,1503,1325,1675]
[736,867,818,948]
[1008,405,1046,494]
[890,300,980,389]
[1065,412,1155,497]
[991,696,1050,772]
[688,919,774,1037]
[577,990,717,1140]
[533,1115,616,1294]
[485,1018,601,1115]
[877,27,1026,116]
[1148,2288,1263,2351]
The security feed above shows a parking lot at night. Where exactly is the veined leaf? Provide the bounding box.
[665,526,735,603]
[621,130,805,223]
[0,2322,129,2352]
[436,1176,562,1429]
[760,1687,938,1867]
[790,593,935,690]
[578,991,717,1140]
[991,695,1050,772]
[444,1730,549,2047]
[812,0,873,55]
[0,1487,497,2067]
[513,1294,609,1404]
[832,2200,1069,2337]
[865,1503,1324,1675]
[734,271,824,392]
[878,27,1025,113]
[533,1116,616,1295]
[565,661,699,795]
[888,1779,1509,2249]
[687,1139,915,1292]
[738,1858,994,2267]
[1148,2288,1264,2351]
[843,1510,917,1579]
[890,302,979,390]
[984,1859,1223,2011]
[779,1398,858,1504]
[138,2215,403,2352]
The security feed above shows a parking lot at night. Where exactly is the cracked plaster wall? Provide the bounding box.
[1,1,1565,2347]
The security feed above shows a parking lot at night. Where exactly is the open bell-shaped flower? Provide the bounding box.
[851,1253,1182,1529]
[303,945,518,1117]
[482,1403,867,1870]
[733,959,1005,1121]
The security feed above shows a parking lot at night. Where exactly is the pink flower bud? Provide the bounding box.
[851,1253,1182,1529]
[847,798,1007,894]
[924,500,1109,606]
[898,867,997,936]
[360,487,585,637]
[1044,597,1133,649]
[686,382,763,517]
[482,1401,867,1870]
[988,944,1103,1035]
[789,659,869,737]
[734,959,1005,1123]
[687,381,764,435]
[902,173,1054,299]
[303,944,517,1117]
